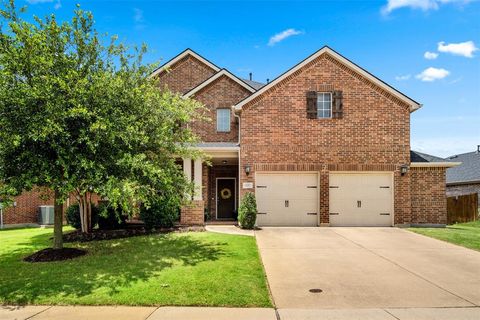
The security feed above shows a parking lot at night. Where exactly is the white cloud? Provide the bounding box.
[424,51,438,59]
[268,29,304,46]
[395,74,411,81]
[437,41,478,58]
[415,67,450,81]
[133,8,144,23]
[381,0,472,14]
[54,1,61,9]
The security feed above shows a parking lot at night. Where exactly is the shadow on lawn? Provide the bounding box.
[0,232,226,304]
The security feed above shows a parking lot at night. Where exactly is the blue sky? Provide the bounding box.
[22,0,480,157]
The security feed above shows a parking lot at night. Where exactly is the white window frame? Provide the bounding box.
[317,92,332,119]
[216,108,231,132]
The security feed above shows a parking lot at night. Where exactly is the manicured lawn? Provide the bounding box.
[409,220,480,251]
[0,228,272,307]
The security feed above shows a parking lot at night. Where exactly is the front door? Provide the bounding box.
[217,178,236,219]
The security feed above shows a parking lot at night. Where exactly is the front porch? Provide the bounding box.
[181,143,240,225]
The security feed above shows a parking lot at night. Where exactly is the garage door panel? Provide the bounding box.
[329,173,393,227]
[255,173,318,227]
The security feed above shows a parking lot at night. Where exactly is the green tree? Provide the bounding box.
[0,1,203,248]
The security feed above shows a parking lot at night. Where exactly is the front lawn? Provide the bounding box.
[409,221,480,251]
[0,228,271,307]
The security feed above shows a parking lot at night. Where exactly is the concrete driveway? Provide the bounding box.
[255,227,480,309]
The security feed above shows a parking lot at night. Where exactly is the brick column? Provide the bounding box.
[180,200,205,225]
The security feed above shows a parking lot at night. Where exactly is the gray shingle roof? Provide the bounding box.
[410,150,447,163]
[240,78,265,90]
[446,150,480,184]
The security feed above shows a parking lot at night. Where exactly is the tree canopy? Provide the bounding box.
[0,1,204,243]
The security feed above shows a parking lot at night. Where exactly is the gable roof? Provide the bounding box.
[233,46,422,112]
[183,69,256,97]
[150,48,220,78]
[446,149,480,185]
[410,150,460,168]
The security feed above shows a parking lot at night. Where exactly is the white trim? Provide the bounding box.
[150,49,220,78]
[215,177,237,220]
[195,146,240,152]
[411,162,461,168]
[183,69,256,98]
[233,47,422,112]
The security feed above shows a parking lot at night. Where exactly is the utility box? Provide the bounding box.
[38,205,54,225]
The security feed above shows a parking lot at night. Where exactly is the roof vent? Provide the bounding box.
[477,145,480,153]
[249,72,252,81]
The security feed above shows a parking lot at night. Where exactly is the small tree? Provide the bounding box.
[0,1,203,248]
[238,192,257,229]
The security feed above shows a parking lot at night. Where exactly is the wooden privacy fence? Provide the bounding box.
[447,193,478,224]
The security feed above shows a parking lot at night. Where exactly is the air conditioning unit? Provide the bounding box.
[38,205,54,225]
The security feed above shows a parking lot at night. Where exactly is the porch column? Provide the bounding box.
[193,159,203,200]
[183,158,192,183]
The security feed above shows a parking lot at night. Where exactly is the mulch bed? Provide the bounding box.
[23,248,87,263]
[62,225,205,243]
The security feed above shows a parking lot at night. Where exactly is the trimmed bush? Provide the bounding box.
[97,203,127,230]
[238,192,257,229]
[140,198,180,230]
[65,204,99,230]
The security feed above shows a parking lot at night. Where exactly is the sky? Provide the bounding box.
[19,0,480,158]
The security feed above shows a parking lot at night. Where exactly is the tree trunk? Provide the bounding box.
[53,189,63,249]
[78,192,93,233]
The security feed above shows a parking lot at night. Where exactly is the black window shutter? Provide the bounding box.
[306,91,317,119]
[332,90,343,119]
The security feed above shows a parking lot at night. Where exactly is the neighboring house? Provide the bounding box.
[155,47,458,227]
[446,146,480,207]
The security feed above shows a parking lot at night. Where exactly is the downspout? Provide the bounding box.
[0,204,3,230]
[233,107,241,208]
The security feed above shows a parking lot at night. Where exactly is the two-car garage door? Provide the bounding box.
[254,172,393,227]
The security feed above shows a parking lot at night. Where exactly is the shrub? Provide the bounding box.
[66,204,99,230]
[97,203,127,230]
[238,192,257,229]
[140,197,180,230]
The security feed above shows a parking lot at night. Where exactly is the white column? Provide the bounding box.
[193,159,203,201]
[183,158,192,182]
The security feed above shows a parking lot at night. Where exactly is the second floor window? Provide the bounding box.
[317,92,332,118]
[216,108,231,132]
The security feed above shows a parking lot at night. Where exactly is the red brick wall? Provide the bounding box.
[239,52,413,225]
[189,75,250,142]
[180,200,204,225]
[2,188,53,225]
[410,167,447,224]
[156,55,216,94]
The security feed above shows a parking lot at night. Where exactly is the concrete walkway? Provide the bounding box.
[0,306,276,320]
[2,305,480,320]
[205,225,254,236]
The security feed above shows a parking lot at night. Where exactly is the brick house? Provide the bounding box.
[154,47,458,227]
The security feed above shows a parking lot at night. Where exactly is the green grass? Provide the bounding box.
[0,227,272,307]
[409,220,480,251]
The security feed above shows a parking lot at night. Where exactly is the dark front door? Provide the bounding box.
[217,178,236,219]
